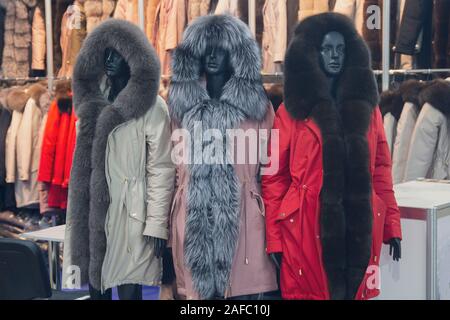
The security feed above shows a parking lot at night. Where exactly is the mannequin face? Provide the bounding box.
[104,48,129,78]
[320,31,345,77]
[203,46,230,76]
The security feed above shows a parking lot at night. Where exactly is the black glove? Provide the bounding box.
[389,238,402,262]
[270,253,282,270]
[145,237,167,259]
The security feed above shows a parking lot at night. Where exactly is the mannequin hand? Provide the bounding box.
[389,238,402,262]
[270,253,282,270]
[145,236,167,259]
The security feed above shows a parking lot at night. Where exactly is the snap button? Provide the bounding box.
[280,213,286,217]
[299,269,303,276]
[290,219,294,223]
[303,185,308,190]
[377,212,381,217]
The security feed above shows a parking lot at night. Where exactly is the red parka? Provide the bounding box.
[38,89,76,209]
[262,14,402,300]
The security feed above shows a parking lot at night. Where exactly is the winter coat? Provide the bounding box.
[394,0,433,68]
[168,14,278,300]
[379,90,404,157]
[38,81,76,210]
[114,0,160,43]
[392,80,424,184]
[187,0,210,22]
[84,0,117,33]
[433,0,450,68]
[63,20,174,291]
[262,0,287,73]
[214,0,238,16]
[31,2,46,71]
[263,13,402,300]
[299,0,332,21]
[405,79,450,181]
[0,88,15,211]
[5,84,47,208]
[1,0,38,78]
[58,0,87,78]
[154,0,186,75]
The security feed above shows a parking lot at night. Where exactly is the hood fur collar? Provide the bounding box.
[419,79,450,115]
[380,90,404,121]
[399,80,425,107]
[284,13,378,300]
[168,14,269,125]
[69,19,160,290]
[6,83,47,112]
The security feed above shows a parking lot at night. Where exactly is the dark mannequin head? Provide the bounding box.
[203,46,231,76]
[320,31,345,77]
[104,48,130,102]
[104,48,130,79]
[202,45,232,99]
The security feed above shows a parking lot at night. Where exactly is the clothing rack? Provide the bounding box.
[373,69,450,75]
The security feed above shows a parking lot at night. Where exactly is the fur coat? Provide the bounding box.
[168,14,278,299]
[84,0,117,33]
[63,19,162,290]
[263,13,402,300]
[1,0,38,78]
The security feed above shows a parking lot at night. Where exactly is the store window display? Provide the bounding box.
[262,13,402,300]
[62,19,175,300]
[168,14,278,300]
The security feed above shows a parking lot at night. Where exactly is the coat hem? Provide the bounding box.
[103,279,162,293]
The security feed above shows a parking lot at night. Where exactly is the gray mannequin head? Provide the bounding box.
[104,47,130,79]
[320,31,345,77]
[203,45,231,76]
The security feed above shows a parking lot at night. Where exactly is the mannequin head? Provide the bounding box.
[203,46,231,76]
[320,31,345,77]
[104,48,130,79]
[202,45,232,99]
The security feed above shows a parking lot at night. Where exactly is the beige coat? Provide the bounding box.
[262,0,287,73]
[58,0,88,77]
[31,4,46,71]
[5,84,47,208]
[187,0,210,22]
[214,0,239,16]
[113,0,160,44]
[299,0,331,21]
[84,0,117,33]
[154,0,186,75]
[334,0,365,33]
[100,96,175,291]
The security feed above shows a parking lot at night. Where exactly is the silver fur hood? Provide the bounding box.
[168,14,268,124]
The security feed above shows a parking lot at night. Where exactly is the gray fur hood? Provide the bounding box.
[67,19,160,290]
[168,14,269,125]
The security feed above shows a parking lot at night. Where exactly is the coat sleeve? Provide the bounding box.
[144,99,176,240]
[38,101,60,183]
[261,104,293,254]
[31,5,46,71]
[404,104,444,181]
[372,108,402,243]
[16,99,35,181]
[334,0,357,20]
[273,0,287,63]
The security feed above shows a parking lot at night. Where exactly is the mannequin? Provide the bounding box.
[168,14,278,301]
[270,31,402,271]
[88,47,168,301]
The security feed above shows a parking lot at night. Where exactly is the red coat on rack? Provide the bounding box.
[38,84,76,210]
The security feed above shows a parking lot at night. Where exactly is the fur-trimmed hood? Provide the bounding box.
[284,13,379,120]
[399,80,425,107]
[169,14,268,125]
[284,13,379,300]
[67,18,160,290]
[419,79,450,116]
[380,90,404,121]
[6,83,47,112]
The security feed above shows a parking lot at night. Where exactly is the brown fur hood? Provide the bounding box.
[6,83,47,112]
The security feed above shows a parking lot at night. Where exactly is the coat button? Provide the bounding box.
[377,212,381,217]
[290,219,294,223]
[299,269,303,276]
